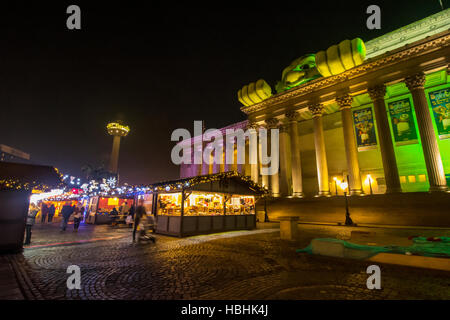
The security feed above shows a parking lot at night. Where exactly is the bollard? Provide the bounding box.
[278,216,299,240]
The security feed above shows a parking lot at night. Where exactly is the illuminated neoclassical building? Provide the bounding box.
[179,10,450,198]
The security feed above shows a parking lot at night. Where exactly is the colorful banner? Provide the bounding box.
[387,98,418,146]
[353,107,377,151]
[428,88,450,140]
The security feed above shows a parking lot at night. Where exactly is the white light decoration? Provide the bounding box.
[30,189,64,204]
[107,177,117,188]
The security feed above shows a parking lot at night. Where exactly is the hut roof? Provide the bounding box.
[0,161,63,191]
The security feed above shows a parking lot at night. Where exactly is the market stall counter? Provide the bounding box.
[137,171,267,237]
[86,196,134,225]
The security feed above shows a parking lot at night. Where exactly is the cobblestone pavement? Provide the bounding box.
[7,222,450,300]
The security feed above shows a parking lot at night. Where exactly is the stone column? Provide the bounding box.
[220,149,225,172]
[405,73,448,192]
[309,104,331,196]
[212,149,220,174]
[247,123,260,183]
[285,111,304,197]
[244,141,251,177]
[259,126,269,188]
[236,145,244,174]
[336,94,363,195]
[248,124,260,183]
[265,118,280,197]
[201,145,210,175]
[368,85,402,193]
[223,144,231,172]
[279,123,292,196]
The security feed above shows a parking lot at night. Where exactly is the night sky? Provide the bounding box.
[0,1,446,184]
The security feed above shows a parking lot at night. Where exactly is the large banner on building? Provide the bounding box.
[428,88,450,140]
[387,98,418,146]
[353,107,377,151]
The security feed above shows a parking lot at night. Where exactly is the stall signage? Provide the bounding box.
[353,107,378,151]
[387,98,418,146]
[428,87,450,140]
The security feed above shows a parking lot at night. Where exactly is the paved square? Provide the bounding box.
[7,222,450,300]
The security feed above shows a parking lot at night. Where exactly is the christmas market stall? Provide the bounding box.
[140,171,267,237]
[35,188,87,223]
[86,195,134,225]
[0,162,63,252]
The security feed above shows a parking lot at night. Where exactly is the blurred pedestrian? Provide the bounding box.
[61,202,74,232]
[110,207,119,226]
[125,212,134,228]
[120,201,130,216]
[129,205,135,219]
[48,204,56,222]
[24,203,39,245]
[133,199,146,242]
[40,202,49,223]
[73,205,83,232]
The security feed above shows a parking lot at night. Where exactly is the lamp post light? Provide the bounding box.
[340,181,355,226]
[367,174,373,195]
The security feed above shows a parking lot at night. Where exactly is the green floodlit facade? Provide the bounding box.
[318,69,450,194]
[180,9,450,197]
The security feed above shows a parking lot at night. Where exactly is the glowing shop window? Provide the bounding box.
[418,174,427,182]
[184,192,224,216]
[157,193,182,216]
[399,176,407,183]
[225,195,255,215]
[408,175,416,183]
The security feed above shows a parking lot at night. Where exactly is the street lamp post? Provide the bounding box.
[340,180,354,226]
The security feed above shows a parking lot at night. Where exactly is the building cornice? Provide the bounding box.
[240,31,450,116]
[365,9,450,58]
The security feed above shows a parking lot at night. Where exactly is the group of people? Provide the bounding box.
[109,200,153,242]
[24,201,85,245]
[38,203,56,223]
[24,199,155,246]
[60,202,84,232]
[110,201,135,227]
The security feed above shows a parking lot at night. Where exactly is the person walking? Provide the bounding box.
[48,204,56,223]
[125,213,134,228]
[129,205,135,219]
[73,205,83,232]
[110,207,119,226]
[24,203,39,245]
[61,202,74,232]
[120,201,130,216]
[40,202,49,224]
[132,200,146,242]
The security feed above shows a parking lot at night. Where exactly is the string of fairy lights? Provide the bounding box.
[1,167,268,202]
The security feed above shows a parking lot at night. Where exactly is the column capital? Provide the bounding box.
[405,72,426,91]
[336,94,353,110]
[265,117,279,129]
[246,121,260,130]
[368,85,386,101]
[308,103,325,118]
[285,110,300,123]
[278,123,290,133]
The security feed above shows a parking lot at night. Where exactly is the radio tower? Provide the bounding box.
[107,121,130,175]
